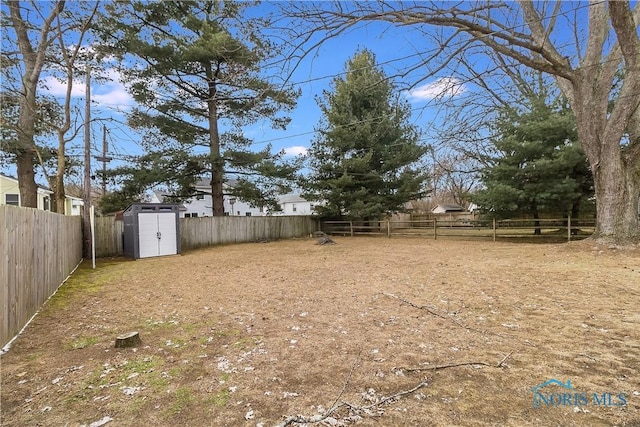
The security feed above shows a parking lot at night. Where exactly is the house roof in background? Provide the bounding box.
[194,178,239,191]
[432,203,465,212]
[278,194,308,204]
[0,173,53,193]
[153,190,165,202]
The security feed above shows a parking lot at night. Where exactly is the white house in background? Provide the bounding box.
[64,195,85,216]
[150,179,321,217]
[150,179,266,218]
[271,193,317,216]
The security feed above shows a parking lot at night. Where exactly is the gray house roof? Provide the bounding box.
[194,178,239,193]
[278,194,308,204]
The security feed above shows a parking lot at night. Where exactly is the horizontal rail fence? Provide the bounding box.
[180,216,318,250]
[320,216,596,242]
[94,215,319,255]
[1,205,83,348]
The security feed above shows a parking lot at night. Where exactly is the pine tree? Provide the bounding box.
[473,97,593,233]
[95,1,299,215]
[305,49,428,220]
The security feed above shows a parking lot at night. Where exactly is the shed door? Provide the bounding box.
[157,212,177,256]
[138,212,177,258]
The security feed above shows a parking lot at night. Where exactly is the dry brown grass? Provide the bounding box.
[1,237,639,426]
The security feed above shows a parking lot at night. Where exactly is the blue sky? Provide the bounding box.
[2,0,607,187]
[1,1,469,186]
[239,18,457,157]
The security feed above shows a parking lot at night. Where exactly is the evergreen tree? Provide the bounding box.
[305,49,428,220]
[473,96,593,233]
[95,1,299,215]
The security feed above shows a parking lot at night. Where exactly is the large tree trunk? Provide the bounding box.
[9,1,65,209]
[592,156,640,241]
[206,63,225,216]
[15,74,38,208]
[570,63,640,242]
[16,153,38,208]
[55,173,66,214]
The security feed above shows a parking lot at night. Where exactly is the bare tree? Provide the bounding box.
[47,3,98,214]
[5,1,65,208]
[284,1,640,243]
[3,2,99,213]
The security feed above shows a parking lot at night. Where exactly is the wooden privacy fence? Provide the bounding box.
[94,215,319,255]
[321,217,596,242]
[180,215,318,250]
[94,216,124,257]
[1,205,83,348]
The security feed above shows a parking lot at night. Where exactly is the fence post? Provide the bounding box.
[387,220,391,238]
[433,218,437,240]
[567,214,571,242]
[349,221,354,237]
[493,218,496,242]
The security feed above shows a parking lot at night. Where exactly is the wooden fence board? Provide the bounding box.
[0,206,82,348]
[0,206,7,347]
[94,216,124,257]
[179,216,318,250]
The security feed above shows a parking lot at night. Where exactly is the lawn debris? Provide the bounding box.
[316,236,336,245]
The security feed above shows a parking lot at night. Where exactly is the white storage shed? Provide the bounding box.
[123,203,181,259]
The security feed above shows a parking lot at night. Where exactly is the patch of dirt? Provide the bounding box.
[1,237,639,426]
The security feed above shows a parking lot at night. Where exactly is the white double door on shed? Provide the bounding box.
[137,212,177,258]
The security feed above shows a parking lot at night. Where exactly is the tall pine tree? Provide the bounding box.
[95,1,299,214]
[305,49,428,220]
[473,96,593,233]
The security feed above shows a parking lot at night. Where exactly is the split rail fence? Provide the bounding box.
[320,217,596,242]
[1,206,83,348]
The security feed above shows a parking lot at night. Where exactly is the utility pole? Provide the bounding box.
[83,65,92,258]
[95,125,112,196]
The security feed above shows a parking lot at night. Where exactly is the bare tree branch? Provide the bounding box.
[398,351,514,373]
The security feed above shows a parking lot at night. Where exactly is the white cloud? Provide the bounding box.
[40,76,85,97]
[407,77,466,101]
[93,86,134,107]
[283,146,308,156]
[39,68,134,108]
[91,68,135,108]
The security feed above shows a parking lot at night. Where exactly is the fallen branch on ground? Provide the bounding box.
[381,292,518,341]
[382,292,450,320]
[397,351,513,373]
[316,236,337,245]
[278,352,361,427]
[279,351,512,426]
[328,350,361,412]
[278,380,430,427]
